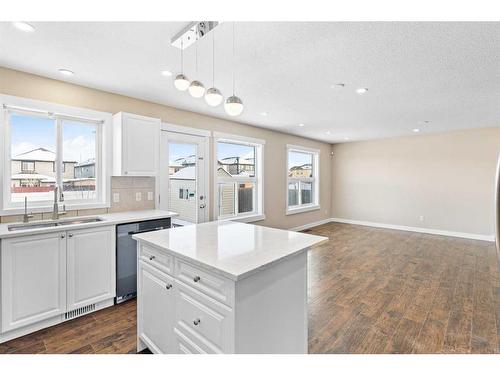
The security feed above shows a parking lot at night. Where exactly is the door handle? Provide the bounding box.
[199,203,206,209]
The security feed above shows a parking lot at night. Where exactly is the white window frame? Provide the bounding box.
[213,132,265,223]
[0,95,112,214]
[286,144,320,215]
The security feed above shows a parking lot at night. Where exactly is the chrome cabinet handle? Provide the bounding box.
[193,318,201,326]
[199,203,206,209]
[149,255,155,261]
[165,284,173,290]
[68,233,73,238]
[60,234,65,239]
[193,276,201,283]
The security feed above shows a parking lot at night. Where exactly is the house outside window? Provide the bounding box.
[286,145,320,215]
[214,133,265,222]
[0,95,111,213]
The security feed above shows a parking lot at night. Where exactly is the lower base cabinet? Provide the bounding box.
[0,226,116,343]
[136,241,308,354]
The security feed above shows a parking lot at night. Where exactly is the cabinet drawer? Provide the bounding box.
[173,327,210,354]
[139,243,173,275]
[174,282,233,353]
[174,259,233,306]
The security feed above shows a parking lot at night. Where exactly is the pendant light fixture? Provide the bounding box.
[205,28,223,107]
[174,40,190,91]
[224,22,244,116]
[188,43,206,98]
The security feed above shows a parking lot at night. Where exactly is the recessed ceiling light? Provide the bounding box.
[298,123,305,127]
[260,112,268,116]
[413,128,420,133]
[344,137,350,140]
[331,83,345,89]
[12,22,35,32]
[161,70,173,77]
[58,69,74,76]
[326,131,331,135]
[356,88,369,95]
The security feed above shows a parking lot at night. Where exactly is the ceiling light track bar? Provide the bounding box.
[171,21,220,50]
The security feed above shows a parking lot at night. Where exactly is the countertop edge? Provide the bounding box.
[0,210,178,239]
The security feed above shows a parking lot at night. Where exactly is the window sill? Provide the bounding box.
[218,213,266,223]
[286,204,320,216]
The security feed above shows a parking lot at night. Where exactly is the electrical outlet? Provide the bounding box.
[419,215,425,222]
[113,192,120,203]
[135,192,142,201]
[147,191,154,201]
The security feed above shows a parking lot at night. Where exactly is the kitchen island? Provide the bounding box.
[133,220,328,354]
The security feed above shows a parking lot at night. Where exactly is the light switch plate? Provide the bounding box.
[136,192,142,201]
[113,192,120,203]
[147,191,154,201]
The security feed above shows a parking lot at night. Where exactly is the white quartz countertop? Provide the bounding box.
[0,209,178,239]
[133,221,328,281]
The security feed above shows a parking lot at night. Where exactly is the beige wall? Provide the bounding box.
[0,67,332,229]
[331,127,500,236]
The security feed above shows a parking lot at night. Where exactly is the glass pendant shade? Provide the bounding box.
[174,74,190,91]
[224,95,244,116]
[188,80,205,98]
[205,87,223,107]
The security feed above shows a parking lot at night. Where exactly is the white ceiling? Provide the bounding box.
[0,22,499,143]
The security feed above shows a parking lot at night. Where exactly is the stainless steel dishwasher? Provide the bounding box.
[115,218,171,304]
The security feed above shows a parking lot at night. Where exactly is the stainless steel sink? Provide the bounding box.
[8,217,104,232]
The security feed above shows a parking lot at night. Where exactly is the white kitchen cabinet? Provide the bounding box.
[0,225,116,343]
[66,226,115,311]
[1,232,66,333]
[113,112,160,176]
[137,259,175,354]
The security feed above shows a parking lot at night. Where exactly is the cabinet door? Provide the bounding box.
[122,114,160,176]
[66,226,115,310]
[1,232,66,333]
[137,260,175,353]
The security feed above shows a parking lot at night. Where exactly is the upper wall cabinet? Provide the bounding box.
[113,112,160,176]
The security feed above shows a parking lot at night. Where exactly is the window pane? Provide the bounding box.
[288,150,313,178]
[301,181,313,205]
[10,113,57,204]
[62,120,97,201]
[238,182,254,214]
[218,182,236,216]
[168,143,197,223]
[288,181,299,206]
[217,141,255,177]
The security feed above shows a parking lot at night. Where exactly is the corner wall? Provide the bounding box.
[330,127,500,238]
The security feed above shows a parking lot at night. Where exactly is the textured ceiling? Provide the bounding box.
[0,22,499,143]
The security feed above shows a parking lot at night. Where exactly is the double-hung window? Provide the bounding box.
[286,145,320,214]
[214,133,265,222]
[1,95,111,213]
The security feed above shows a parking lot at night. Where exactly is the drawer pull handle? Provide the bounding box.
[193,276,201,283]
[165,284,173,290]
[149,255,155,261]
[193,318,201,326]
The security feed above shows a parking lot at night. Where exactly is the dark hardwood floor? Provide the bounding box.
[1,222,499,354]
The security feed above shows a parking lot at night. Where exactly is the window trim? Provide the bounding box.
[285,144,320,215]
[213,132,265,222]
[0,94,112,214]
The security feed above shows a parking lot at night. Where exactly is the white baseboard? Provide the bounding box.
[330,217,495,242]
[289,218,333,232]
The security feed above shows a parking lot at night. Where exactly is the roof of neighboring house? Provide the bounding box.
[289,163,312,171]
[170,166,196,180]
[13,147,77,163]
[75,158,95,167]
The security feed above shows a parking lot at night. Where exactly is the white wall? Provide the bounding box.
[331,127,500,237]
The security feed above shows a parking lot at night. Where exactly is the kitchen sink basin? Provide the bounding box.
[7,217,104,232]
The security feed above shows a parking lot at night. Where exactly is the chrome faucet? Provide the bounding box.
[52,185,67,220]
[22,196,33,223]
